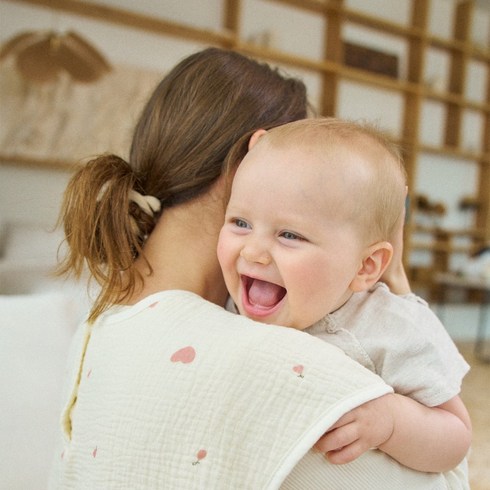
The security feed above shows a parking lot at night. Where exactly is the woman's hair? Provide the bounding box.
[58,47,308,322]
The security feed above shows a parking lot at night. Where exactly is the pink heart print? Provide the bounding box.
[170,346,196,364]
[192,449,207,465]
[293,364,304,378]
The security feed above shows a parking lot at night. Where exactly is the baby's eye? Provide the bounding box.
[233,218,250,229]
[280,231,304,241]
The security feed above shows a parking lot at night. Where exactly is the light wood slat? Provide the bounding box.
[6,0,235,46]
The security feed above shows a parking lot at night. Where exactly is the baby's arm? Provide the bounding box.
[315,392,471,473]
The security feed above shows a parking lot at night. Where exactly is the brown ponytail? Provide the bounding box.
[58,154,158,322]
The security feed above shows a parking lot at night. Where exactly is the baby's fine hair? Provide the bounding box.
[58,47,308,322]
[264,117,407,244]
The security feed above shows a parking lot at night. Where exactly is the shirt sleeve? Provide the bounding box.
[339,284,470,407]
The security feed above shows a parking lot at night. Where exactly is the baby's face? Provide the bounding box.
[217,139,367,330]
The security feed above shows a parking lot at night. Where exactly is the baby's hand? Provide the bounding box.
[314,393,396,464]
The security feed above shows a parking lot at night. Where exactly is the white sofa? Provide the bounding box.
[0,222,88,489]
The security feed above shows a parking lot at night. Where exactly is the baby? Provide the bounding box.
[217,118,471,476]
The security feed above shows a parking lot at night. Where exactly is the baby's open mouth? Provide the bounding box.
[241,275,286,315]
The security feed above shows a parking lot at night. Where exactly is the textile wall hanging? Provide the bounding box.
[0,61,162,165]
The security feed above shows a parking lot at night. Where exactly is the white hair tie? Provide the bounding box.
[128,189,161,217]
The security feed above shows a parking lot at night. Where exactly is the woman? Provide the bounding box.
[50,48,461,489]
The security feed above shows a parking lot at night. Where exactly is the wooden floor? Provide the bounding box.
[456,342,490,489]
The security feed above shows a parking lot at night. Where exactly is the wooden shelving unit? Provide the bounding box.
[2,0,490,289]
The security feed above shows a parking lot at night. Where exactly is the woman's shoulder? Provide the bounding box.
[97,290,222,324]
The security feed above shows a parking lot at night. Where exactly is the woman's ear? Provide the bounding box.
[350,242,393,292]
[248,129,267,150]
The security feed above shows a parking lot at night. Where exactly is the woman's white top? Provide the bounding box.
[48,290,467,489]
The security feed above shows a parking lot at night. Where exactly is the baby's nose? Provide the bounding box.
[240,240,271,265]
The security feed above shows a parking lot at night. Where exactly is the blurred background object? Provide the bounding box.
[0,30,111,83]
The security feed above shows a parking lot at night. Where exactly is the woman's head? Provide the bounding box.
[59,47,308,321]
[130,47,308,207]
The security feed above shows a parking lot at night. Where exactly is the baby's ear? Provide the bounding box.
[350,242,393,292]
[248,129,267,150]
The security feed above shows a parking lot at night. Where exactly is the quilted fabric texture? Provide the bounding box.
[48,290,461,489]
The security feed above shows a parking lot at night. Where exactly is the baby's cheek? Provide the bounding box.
[288,267,321,312]
[290,265,318,293]
[217,236,232,269]
[293,270,335,321]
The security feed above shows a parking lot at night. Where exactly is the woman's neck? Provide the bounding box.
[129,191,229,307]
